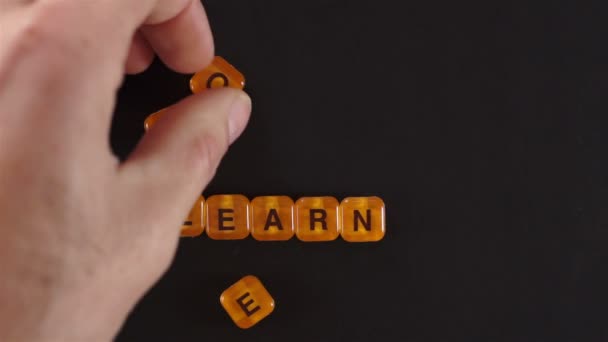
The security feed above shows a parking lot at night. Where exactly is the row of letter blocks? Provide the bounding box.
[182,195,385,242]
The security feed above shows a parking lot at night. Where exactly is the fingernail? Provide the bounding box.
[228,93,252,144]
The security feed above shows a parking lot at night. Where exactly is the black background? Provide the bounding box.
[113,0,608,341]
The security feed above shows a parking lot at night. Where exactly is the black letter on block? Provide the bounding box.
[236,292,261,317]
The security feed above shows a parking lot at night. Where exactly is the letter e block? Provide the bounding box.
[220,275,275,329]
[206,195,250,240]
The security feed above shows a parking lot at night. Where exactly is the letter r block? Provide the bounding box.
[145,56,244,131]
[295,197,340,241]
[220,275,275,329]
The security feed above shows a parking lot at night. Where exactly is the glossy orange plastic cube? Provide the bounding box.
[340,197,385,242]
[295,197,340,241]
[143,108,167,131]
[251,196,294,241]
[220,275,275,329]
[181,196,204,237]
[205,195,250,240]
[190,56,245,93]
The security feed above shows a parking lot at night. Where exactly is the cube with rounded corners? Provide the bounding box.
[295,197,340,241]
[205,194,250,240]
[340,196,385,242]
[251,196,295,241]
[220,275,275,329]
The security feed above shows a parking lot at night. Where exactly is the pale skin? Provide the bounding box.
[0,0,251,340]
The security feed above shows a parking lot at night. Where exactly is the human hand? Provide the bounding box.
[0,1,251,340]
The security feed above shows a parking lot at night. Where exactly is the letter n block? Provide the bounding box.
[295,197,340,241]
[205,195,250,240]
[340,197,385,242]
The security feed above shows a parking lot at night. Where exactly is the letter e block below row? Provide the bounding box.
[220,275,275,329]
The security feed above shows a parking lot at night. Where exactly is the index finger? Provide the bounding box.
[103,0,214,73]
[32,0,212,75]
[141,0,214,74]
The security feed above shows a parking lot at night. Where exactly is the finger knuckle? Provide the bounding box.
[12,4,88,65]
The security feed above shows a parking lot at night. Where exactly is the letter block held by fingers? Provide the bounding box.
[190,56,245,93]
[143,56,245,131]
[220,275,275,329]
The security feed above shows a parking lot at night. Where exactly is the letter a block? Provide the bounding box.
[251,196,295,241]
[220,275,275,329]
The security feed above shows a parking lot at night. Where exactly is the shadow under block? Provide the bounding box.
[295,197,341,241]
[181,196,205,237]
[205,195,250,240]
[220,275,275,329]
[251,196,295,241]
[340,196,385,242]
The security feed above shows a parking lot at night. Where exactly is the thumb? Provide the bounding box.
[117,88,251,232]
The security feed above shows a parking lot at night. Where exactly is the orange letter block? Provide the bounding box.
[144,56,244,130]
[205,195,250,240]
[181,196,205,237]
[190,56,245,93]
[340,197,385,242]
[251,196,295,241]
[295,197,340,241]
[220,275,275,329]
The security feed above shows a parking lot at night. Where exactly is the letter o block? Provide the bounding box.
[220,275,275,329]
[190,56,245,93]
[181,196,205,237]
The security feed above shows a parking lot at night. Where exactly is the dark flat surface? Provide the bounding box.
[113,1,608,341]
